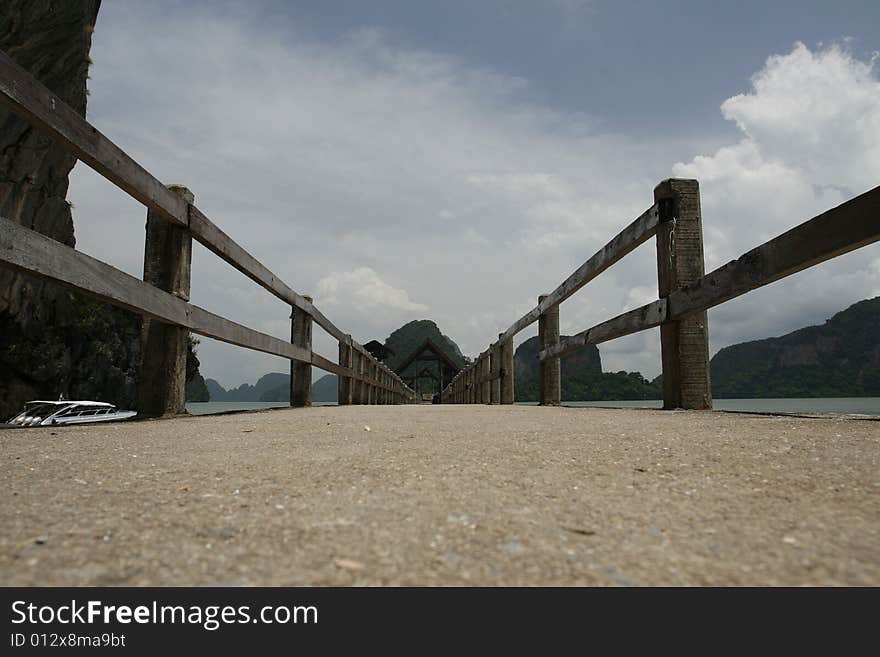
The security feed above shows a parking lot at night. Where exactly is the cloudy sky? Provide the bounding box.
[67,0,880,388]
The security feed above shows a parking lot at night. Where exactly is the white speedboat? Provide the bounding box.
[8,400,137,427]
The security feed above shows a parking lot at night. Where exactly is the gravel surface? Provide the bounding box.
[1,405,877,586]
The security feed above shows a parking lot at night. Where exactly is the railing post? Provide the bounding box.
[350,349,360,404]
[490,340,500,404]
[358,352,366,405]
[338,335,353,406]
[357,351,366,405]
[473,358,480,403]
[137,184,194,417]
[481,350,491,404]
[538,294,561,406]
[500,335,514,404]
[290,295,313,407]
[477,355,482,403]
[364,360,370,405]
[654,179,712,410]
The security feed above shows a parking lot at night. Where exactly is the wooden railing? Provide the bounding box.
[0,50,416,414]
[441,179,880,408]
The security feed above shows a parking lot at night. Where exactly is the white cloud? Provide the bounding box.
[719,42,880,195]
[316,267,428,315]
[673,42,880,355]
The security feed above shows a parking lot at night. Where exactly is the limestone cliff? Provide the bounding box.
[513,336,660,401]
[0,2,203,418]
[710,297,880,397]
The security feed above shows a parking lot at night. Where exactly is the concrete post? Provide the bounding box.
[358,352,366,405]
[481,351,491,404]
[475,356,480,403]
[361,354,368,405]
[654,179,712,410]
[338,336,353,406]
[290,295,313,407]
[474,358,482,403]
[500,336,515,405]
[490,340,501,404]
[138,184,193,417]
[350,350,360,404]
[538,294,561,406]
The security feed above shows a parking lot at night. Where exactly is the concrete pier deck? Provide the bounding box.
[1,405,877,586]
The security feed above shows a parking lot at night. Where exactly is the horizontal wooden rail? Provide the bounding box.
[667,184,880,321]
[311,352,401,392]
[538,300,667,361]
[444,179,879,408]
[0,52,187,227]
[499,203,661,343]
[0,215,314,364]
[0,50,351,345]
[536,184,880,361]
[0,214,415,398]
[0,48,412,400]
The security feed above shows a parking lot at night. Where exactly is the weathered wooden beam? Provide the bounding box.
[0,215,311,363]
[353,350,364,404]
[186,209,347,344]
[538,294,561,405]
[500,203,660,342]
[0,50,351,345]
[489,339,501,404]
[480,352,491,404]
[655,179,711,410]
[290,297,313,407]
[500,336,515,404]
[337,338,353,405]
[668,184,880,320]
[310,351,397,392]
[311,352,346,379]
[138,185,194,417]
[539,299,667,361]
[0,50,187,226]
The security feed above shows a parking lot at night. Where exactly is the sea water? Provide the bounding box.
[187,398,880,416]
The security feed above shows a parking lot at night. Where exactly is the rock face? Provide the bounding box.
[514,335,599,401]
[513,336,660,401]
[185,340,209,402]
[383,320,466,371]
[205,373,338,403]
[710,297,880,398]
[381,320,466,394]
[0,2,204,418]
[1,1,105,419]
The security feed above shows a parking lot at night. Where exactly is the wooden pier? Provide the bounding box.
[1,405,877,586]
[1,45,879,586]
